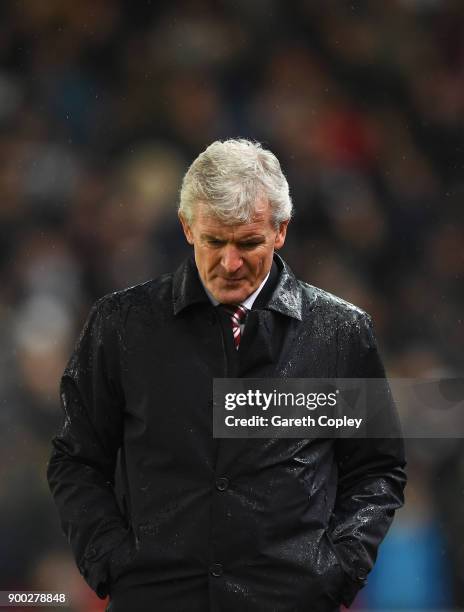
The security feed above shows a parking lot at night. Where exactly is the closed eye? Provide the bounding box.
[239,241,263,249]
[203,237,264,248]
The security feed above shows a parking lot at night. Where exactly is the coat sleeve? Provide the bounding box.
[47,294,128,599]
[329,312,407,607]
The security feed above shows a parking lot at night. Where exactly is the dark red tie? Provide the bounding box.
[221,304,247,349]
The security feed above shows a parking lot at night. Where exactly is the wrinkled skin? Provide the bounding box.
[179,199,288,304]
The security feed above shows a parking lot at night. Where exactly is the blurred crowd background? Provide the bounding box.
[0,1,463,610]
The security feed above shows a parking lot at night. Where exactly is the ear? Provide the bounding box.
[274,220,289,250]
[179,212,194,245]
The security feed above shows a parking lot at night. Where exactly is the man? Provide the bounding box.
[47,139,406,611]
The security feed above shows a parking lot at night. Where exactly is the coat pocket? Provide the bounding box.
[316,530,346,604]
[107,525,139,586]
[322,530,364,606]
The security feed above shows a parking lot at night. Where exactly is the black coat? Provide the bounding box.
[47,254,406,612]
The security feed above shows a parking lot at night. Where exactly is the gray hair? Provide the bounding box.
[178,139,293,228]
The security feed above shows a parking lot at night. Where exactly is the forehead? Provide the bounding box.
[193,201,273,236]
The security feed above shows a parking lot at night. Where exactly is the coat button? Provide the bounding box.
[210,562,223,577]
[215,476,229,491]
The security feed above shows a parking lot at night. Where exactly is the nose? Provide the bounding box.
[221,245,243,275]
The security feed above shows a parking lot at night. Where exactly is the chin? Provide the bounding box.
[214,286,249,304]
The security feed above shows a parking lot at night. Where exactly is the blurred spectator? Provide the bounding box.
[1,0,463,608]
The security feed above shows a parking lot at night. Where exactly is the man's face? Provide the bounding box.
[179,200,288,304]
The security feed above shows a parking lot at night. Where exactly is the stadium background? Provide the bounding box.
[0,1,463,610]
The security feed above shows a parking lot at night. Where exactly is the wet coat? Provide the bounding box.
[47,254,406,612]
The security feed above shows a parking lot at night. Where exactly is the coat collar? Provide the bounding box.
[172,253,303,321]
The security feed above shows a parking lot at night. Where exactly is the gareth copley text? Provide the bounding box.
[225,414,363,429]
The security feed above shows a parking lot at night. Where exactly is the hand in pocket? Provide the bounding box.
[107,527,138,585]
